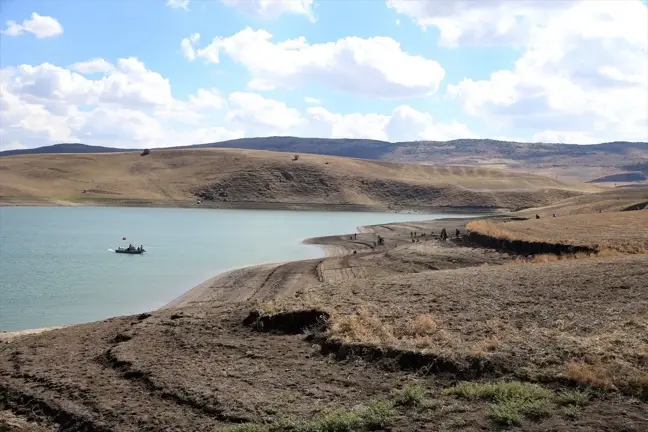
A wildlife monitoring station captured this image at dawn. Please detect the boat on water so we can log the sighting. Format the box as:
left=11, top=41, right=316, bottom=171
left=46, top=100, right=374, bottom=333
left=115, top=245, right=146, bottom=254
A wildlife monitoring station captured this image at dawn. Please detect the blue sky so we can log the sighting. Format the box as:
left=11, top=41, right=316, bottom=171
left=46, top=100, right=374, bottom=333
left=0, top=0, right=646, bottom=149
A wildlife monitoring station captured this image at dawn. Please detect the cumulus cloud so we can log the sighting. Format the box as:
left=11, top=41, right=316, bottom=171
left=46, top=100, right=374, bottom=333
left=227, top=92, right=475, bottom=141
left=0, top=58, right=474, bottom=150
left=183, top=28, right=445, bottom=98
left=2, top=12, right=63, bottom=38
left=70, top=58, right=115, bottom=74
left=0, top=58, right=240, bottom=149
left=221, top=0, right=315, bottom=21
left=442, top=0, right=648, bottom=143
left=166, top=0, right=190, bottom=10
left=387, top=0, right=572, bottom=47
left=181, top=33, right=200, bottom=61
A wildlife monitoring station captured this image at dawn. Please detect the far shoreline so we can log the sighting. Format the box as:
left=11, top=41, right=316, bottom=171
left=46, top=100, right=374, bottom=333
left=0, top=197, right=507, bottom=215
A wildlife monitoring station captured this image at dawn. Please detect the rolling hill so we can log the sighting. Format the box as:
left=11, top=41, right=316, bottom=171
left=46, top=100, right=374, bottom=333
left=2, top=138, right=646, bottom=183
left=0, top=148, right=599, bottom=212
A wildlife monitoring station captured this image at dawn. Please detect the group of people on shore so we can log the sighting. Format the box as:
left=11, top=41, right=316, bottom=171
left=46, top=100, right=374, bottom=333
left=410, top=228, right=460, bottom=242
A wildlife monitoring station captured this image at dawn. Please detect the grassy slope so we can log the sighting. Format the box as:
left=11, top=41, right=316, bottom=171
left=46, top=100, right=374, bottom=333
left=0, top=148, right=598, bottom=211
left=514, top=186, right=648, bottom=216
left=468, top=210, right=648, bottom=253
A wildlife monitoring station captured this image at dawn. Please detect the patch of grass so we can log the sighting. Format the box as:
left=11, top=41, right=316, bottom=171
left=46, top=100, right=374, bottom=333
left=555, top=390, right=590, bottom=407
left=445, top=381, right=554, bottom=401
left=489, top=398, right=554, bottom=424
left=222, top=425, right=268, bottom=432
left=562, top=405, right=582, bottom=418
left=391, top=383, right=429, bottom=408
left=443, top=381, right=590, bottom=426
left=219, top=399, right=395, bottom=432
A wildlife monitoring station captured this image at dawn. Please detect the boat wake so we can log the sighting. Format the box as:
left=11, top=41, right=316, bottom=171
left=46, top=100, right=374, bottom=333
left=107, top=248, right=115, bottom=252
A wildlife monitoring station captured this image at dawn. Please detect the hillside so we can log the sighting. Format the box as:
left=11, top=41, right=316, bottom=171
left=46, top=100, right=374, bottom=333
left=512, top=186, right=648, bottom=217
left=2, top=138, right=646, bottom=183
left=0, top=148, right=597, bottom=211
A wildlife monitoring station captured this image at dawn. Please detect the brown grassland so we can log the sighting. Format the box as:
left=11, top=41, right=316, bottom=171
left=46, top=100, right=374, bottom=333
left=466, top=210, right=648, bottom=253
left=0, top=148, right=598, bottom=211
left=1, top=154, right=648, bottom=431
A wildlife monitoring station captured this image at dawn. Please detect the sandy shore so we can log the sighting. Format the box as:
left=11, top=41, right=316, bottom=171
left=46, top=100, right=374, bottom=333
left=0, top=326, right=66, bottom=343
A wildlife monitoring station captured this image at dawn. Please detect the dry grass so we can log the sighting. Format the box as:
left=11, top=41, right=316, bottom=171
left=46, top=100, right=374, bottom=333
left=515, top=186, right=648, bottom=216
left=266, top=254, right=648, bottom=397
left=328, top=309, right=460, bottom=352
left=467, top=211, right=648, bottom=253
left=565, top=361, right=648, bottom=391
left=0, top=148, right=592, bottom=210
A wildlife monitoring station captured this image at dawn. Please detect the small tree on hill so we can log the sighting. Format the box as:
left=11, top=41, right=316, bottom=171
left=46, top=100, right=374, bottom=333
left=141, top=149, right=150, bottom=156
left=292, top=154, right=299, bottom=161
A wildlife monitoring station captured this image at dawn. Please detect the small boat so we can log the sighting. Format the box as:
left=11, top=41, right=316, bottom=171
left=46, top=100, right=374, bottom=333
left=115, top=245, right=145, bottom=254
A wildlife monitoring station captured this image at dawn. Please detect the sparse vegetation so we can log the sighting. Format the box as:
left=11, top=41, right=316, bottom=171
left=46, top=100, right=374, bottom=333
left=444, top=381, right=590, bottom=425
left=219, top=399, right=395, bottom=432
left=391, top=383, right=430, bottom=408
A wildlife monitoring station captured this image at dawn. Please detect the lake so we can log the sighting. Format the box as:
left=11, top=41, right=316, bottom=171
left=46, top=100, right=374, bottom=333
left=0, top=206, right=473, bottom=331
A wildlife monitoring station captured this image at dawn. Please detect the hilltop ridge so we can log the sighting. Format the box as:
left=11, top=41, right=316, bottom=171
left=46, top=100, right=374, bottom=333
left=2, top=137, right=646, bottom=184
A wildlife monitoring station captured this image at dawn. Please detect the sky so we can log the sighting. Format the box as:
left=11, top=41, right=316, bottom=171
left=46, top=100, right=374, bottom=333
left=0, top=0, right=647, bottom=150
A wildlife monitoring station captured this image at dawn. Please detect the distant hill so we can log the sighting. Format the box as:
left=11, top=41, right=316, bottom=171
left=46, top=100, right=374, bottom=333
left=0, top=148, right=598, bottom=211
left=587, top=172, right=647, bottom=183
left=2, top=137, right=647, bottom=183
left=0, top=143, right=136, bottom=157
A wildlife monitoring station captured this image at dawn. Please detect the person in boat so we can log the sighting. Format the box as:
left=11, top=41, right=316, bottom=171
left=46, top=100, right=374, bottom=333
left=128, top=243, right=133, bottom=251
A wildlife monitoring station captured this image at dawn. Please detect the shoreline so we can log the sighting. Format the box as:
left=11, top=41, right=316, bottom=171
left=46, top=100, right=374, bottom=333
left=0, top=198, right=506, bottom=215
left=0, top=214, right=479, bottom=341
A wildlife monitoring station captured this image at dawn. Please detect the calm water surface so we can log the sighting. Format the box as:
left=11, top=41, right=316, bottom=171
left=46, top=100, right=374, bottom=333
left=0, top=206, right=473, bottom=331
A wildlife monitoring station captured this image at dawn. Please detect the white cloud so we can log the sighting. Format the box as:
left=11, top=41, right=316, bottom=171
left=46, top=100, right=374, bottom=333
left=304, top=97, right=321, bottom=105
left=444, top=0, right=648, bottom=143
left=387, top=0, right=571, bottom=47
left=181, top=33, right=201, bottom=61
left=0, top=58, right=241, bottom=149
left=70, top=58, right=115, bottom=74
left=1, top=57, right=474, bottom=150
left=184, top=28, right=445, bottom=98
left=227, top=92, right=305, bottom=136
left=227, top=92, right=475, bottom=141
left=2, top=12, right=63, bottom=38
left=166, top=0, right=190, bottom=10
left=221, top=0, right=315, bottom=21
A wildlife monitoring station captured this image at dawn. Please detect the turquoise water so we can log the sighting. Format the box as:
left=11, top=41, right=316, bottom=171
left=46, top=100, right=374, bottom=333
left=0, top=207, right=472, bottom=331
